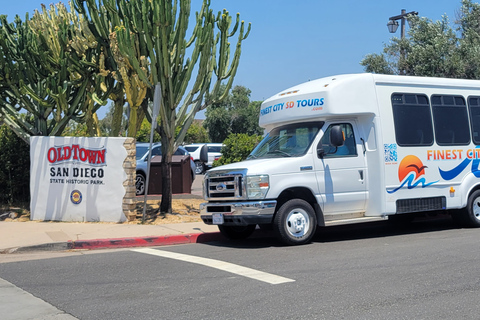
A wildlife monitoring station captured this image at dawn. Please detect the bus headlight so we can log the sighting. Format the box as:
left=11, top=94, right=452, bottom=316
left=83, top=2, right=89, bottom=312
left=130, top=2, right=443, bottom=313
left=246, top=175, right=270, bottom=199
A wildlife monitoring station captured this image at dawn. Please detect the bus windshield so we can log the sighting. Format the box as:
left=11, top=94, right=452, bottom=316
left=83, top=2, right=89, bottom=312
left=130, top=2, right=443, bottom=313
left=247, top=122, right=324, bottom=159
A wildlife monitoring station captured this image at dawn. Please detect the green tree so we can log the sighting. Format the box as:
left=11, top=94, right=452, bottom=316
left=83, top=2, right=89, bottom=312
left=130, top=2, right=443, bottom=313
left=203, top=102, right=232, bottom=142
left=457, top=0, right=480, bottom=79
left=204, top=85, right=263, bottom=142
left=361, top=1, right=480, bottom=78
left=239, top=100, right=263, bottom=136
left=138, top=119, right=208, bottom=144
left=0, top=123, right=30, bottom=206
left=182, top=121, right=209, bottom=144
left=61, top=121, right=89, bottom=137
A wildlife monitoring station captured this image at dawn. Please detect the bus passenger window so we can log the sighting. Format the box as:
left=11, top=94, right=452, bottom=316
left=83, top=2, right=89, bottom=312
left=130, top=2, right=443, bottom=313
left=432, top=94, right=470, bottom=146
left=391, top=93, right=434, bottom=147
left=468, top=96, right=480, bottom=145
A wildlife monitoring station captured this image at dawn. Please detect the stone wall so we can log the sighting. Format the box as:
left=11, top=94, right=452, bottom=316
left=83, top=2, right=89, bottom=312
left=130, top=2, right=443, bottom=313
left=122, top=138, right=137, bottom=221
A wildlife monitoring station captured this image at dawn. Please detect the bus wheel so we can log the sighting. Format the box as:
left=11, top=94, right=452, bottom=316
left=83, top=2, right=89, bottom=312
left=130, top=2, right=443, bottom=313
left=464, top=190, right=480, bottom=227
left=273, top=199, right=317, bottom=246
left=218, top=225, right=256, bottom=240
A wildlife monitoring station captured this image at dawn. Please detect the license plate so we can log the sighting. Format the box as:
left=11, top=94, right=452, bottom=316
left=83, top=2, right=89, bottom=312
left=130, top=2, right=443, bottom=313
left=212, top=213, right=224, bottom=225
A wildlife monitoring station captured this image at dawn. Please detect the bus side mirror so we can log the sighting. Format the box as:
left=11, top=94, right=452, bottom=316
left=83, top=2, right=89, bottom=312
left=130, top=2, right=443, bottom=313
left=330, top=125, right=345, bottom=147
left=317, top=146, right=325, bottom=158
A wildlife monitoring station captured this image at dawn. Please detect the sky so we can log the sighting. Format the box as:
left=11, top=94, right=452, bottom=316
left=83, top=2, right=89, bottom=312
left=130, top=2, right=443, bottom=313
left=1, top=0, right=464, bottom=117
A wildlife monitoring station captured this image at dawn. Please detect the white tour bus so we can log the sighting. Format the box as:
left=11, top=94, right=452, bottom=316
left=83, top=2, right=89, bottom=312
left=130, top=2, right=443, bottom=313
left=200, top=73, right=480, bottom=245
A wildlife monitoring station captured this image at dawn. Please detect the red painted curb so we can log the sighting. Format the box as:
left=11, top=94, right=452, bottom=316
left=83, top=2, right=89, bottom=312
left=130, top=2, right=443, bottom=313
left=68, top=232, right=224, bottom=250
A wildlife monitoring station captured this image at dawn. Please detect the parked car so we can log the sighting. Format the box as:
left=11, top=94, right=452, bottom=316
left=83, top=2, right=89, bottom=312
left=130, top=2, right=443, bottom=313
left=184, top=143, right=208, bottom=174
left=135, top=143, right=196, bottom=195
left=205, top=143, right=224, bottom=169
left=185, top=143, right=223, bottom=173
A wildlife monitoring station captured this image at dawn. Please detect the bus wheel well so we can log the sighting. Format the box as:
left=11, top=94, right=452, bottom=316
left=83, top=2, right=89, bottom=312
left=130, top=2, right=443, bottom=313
left=468, top=185, right=480, bottom=201
left=275, top=187, right=323, bottom=225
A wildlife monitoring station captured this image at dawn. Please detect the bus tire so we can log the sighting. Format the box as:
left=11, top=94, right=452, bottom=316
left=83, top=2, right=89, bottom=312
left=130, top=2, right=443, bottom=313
left=464, top=190, right=480, bottom=227
left=273, top=199, right=317, bottom=246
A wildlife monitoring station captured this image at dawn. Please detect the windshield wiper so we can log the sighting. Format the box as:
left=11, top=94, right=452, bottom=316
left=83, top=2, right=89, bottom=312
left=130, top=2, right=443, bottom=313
left=267, top=150, right=292, bottom=157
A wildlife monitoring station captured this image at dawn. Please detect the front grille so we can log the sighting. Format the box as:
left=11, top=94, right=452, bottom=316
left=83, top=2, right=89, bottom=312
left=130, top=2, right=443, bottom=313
left=209, top=182, right=236, bottom=198
left=205, top=170, right=246, bottom=200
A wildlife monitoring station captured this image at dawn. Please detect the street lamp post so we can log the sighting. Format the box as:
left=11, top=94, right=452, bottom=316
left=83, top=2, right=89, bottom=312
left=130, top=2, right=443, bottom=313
left=387, top=9, right=418, bottom=75
left=387, top=9, right=418, bottom=39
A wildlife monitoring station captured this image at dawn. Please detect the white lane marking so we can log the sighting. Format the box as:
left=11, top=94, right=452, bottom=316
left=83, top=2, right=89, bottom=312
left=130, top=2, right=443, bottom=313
left=132, top=248, right=295, bottom=285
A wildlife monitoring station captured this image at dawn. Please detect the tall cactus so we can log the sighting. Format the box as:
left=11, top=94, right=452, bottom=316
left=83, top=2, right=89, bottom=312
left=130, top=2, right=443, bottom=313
left=74, top=0, right=150, bottom=138
left=0, top=1, right=114, bottom=142
left=112, top=0, right=250, bottom=213
left=74, top=0, right=250, bottom=213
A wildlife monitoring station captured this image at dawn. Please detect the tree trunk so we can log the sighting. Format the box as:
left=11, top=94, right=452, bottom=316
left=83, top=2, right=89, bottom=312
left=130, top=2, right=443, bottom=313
left=111, top=92, right=125, bottom=137
left=160, top=133, right=173, bottom=214
left=160, top=153, right=172, bottom=214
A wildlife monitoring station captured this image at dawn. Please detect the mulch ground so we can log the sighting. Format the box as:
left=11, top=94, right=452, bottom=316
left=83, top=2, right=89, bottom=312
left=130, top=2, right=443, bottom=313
left=0, top=198, right=204, bottom=225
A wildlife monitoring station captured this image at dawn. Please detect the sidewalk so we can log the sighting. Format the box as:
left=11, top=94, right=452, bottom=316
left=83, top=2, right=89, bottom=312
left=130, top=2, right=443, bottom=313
left=0, top=220, right=222, bottom=254
left=0, top=176, right=226, bottom=254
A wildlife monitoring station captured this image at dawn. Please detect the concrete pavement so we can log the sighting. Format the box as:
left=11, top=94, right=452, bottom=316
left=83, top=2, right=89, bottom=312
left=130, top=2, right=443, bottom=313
left=0, top=174, right=227, bottom=254
left=0, top=219, right=222, bottom=254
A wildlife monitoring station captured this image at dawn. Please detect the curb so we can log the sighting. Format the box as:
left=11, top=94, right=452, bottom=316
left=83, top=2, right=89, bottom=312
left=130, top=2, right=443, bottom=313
left=68, top=232, right=224, bottom=250
left=1, top=232, right=224, bottom=254
left=1, top=242, right=70, bottom=254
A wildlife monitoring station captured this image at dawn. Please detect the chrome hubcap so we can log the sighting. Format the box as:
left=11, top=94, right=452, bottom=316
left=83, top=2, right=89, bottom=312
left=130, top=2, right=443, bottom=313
left=286, top=208, right=310, bottom=238
left=473, top=197, right=480, bottom=221
left=136, top=176, right=145, bottom=195
left=195, top=162, right=203, bottom=174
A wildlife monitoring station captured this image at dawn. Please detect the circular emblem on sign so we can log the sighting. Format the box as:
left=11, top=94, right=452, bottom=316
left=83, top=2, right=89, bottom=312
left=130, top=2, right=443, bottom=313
left=216, top=183, right=226, bottom=191
left=70, top=190, right=82, bottom=205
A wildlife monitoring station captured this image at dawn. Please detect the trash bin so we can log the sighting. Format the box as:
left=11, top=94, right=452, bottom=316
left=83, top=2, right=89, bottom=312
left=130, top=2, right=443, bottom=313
left=148, top=155, right=192, bottom=194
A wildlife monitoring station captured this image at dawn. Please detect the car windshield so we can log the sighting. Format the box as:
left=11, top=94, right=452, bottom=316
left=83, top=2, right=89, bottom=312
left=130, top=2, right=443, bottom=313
left=135, top=146, right=149, bottom=160
left=247, top=122, right=324, bottom=159
left=208, top=146, right=222, bottom=152
left=185, top=146, right=199, bottom=152
left=136, top=145, right=188, bottom=160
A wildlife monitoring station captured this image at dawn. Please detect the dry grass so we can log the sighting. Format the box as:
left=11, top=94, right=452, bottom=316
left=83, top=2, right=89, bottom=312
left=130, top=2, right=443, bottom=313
left=132, top=198, right=204, bottom=224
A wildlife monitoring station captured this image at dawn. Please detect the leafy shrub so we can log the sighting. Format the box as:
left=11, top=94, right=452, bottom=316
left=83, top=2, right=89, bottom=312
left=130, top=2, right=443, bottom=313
left=213, top=133, right=262, bottom=166
left=0, top=124, right=30, bottom=206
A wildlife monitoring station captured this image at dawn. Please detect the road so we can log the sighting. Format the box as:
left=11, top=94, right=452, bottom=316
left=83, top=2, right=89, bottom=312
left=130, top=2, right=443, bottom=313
left=2, top=216, right=480, bottom=319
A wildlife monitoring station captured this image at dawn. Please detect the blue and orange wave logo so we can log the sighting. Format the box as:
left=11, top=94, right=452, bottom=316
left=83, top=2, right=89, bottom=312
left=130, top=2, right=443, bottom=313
left=387, top=155, right=438, bottom=194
